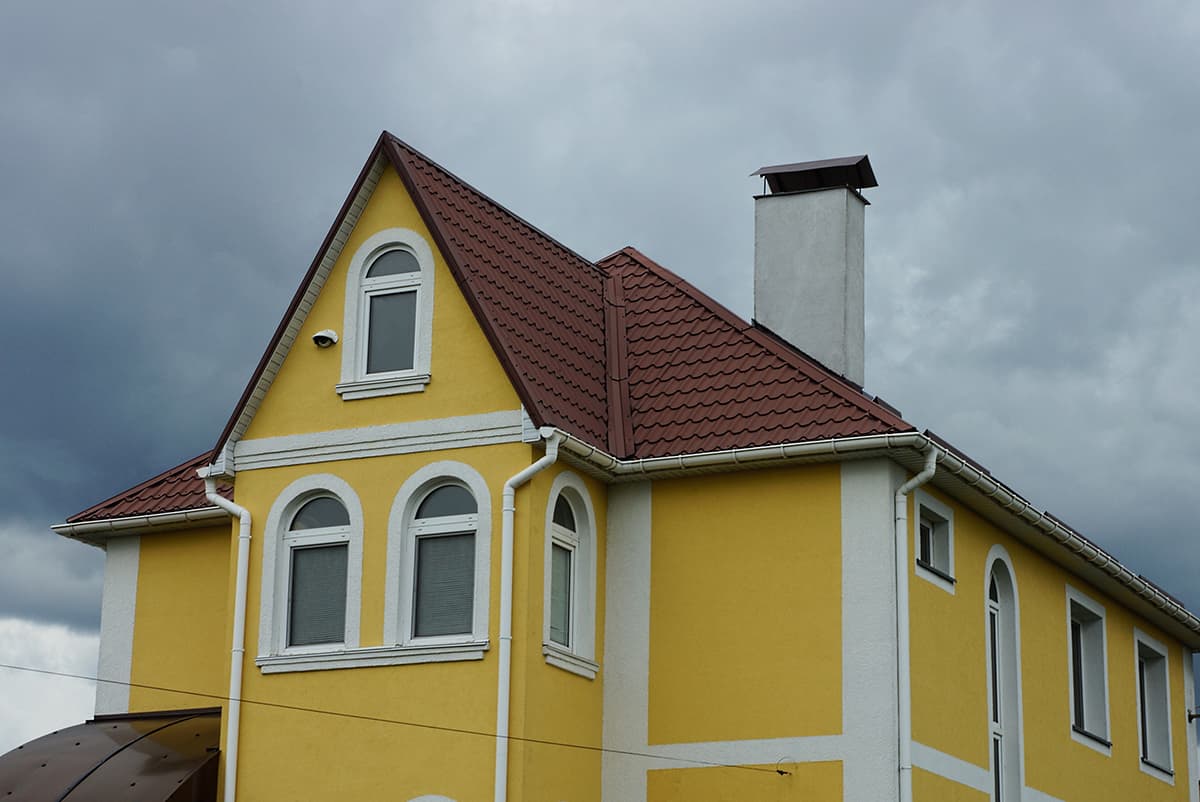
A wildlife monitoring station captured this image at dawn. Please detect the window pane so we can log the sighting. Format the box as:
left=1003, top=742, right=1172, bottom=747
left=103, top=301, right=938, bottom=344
left=553, top=496, right=576, bottom=531
left=918, top=522, right=932, bottom=564
left=366, top=291, right=417, bottom=374
left=290, top=497, right=349, bottom=530
left=416, top=485, right=477, bottom=518
left=989, top=608, right=1000, bottom=724
left=550, top=543, right=572, bottom=646
left=288, top=544, right=348, bottom=646
left=366, top=249, right=420, bottom=277
left=1071, top=619, right=1085, bottom=729
left=414, top=533, right=475, bottom=637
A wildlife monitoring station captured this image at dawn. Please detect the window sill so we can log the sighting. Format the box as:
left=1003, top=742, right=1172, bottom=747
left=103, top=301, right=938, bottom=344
left=336, top=373, right=430, bottom=401
left=543, top=643, right=598, bottom=680
left=1070, top=724, right=1112, bottom=755
left=257, top=640, right=487, bottom=674
left=1140, top=757, right=1174, bottom=784
left=915, top=560, right=956, bottom=595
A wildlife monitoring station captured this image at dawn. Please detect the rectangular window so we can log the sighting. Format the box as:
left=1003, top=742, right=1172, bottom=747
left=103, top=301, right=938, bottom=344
left=549, top=542, right=573, bottom=646
left=288, top=543, right=348, bottom=647
left=1136, top=632, right=1172, bottom=777
left=914, top=492, right=954, bottom=591
left=1067, top=589, right=1110, bottom=749
left=366, top=290, right=417, bottom=374
left=414, top=533, right=475, bottom=637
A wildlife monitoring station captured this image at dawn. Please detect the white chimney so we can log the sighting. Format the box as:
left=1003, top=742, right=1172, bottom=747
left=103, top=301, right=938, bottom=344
left=752, top=155, right=876, bottom=387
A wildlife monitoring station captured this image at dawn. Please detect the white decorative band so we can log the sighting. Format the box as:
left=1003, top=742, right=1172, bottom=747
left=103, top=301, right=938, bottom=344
left=234, top=410, right=525, bottom=470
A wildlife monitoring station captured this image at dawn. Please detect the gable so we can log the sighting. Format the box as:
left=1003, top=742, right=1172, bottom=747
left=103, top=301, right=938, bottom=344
left=242, top=166, right=521, bottom=441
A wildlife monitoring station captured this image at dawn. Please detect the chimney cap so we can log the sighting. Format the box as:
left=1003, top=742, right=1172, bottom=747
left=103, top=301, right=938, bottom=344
left=751, top=155, right=877, bottom=194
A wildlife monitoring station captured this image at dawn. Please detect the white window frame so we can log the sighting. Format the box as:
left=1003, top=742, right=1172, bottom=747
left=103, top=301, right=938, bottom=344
left=984, top=546, right=1025, bottom=801
left=913, top=490, right=955, bottom=594
left=384, top=461, right=491, bottom=657
left=541, top=471, right=598, bottom=679
left=1133, top=628, right=1174, bottom=784
left=1066, top=585, right=1112, bottom=754
left=257, top=474, right=364, bottom=663
left=336, top=228, right=436, bottom=400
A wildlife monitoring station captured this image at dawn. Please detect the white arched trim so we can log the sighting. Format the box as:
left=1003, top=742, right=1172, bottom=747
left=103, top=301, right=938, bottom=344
left=983, top=544, right=1026, bottom=799
left=384, top=461, right=492, bottom=661
left=408, top=796, right=457, bottom=802
left=541, top=470, right=599, bottom=679
left=336, top=227, right=436, bottom=400
left=257, top=473, right=364, bottom=660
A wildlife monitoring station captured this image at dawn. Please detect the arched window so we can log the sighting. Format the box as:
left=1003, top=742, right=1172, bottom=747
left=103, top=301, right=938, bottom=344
left=258, top=474, right=365, bottom=665
left=542, top=472, right=598, bottom=679
left=337, top=228, right=435, bottom=400
left=385, top=461, right=493, bottom=653
left=986, top=552, right=1023, bottom=801
left=410, top=484, right=478, bottom=638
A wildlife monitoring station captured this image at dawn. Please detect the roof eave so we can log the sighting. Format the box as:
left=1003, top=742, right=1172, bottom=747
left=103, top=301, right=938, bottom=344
left=52, top=506, right=230, bottom=545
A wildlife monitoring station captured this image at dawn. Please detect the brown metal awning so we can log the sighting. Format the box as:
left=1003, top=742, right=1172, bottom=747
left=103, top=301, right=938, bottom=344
left=0, top=708, right=220, bottom=801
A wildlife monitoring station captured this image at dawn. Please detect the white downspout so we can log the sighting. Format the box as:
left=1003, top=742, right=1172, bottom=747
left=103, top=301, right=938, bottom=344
left=494, top=428, right=562, bottom=802
left=202, top=474, right=251, bottom=802
left=895, top=447, right=937, bottom=802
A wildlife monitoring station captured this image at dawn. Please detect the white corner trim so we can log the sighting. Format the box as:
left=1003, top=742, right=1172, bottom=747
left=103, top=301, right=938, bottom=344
left=520, top=406, right=540, bottom=443
left=542, top=470, right=598, bottom=664
left=259, top=474, right=365, bottom=658
left=234, top=410, right=525, bottom=471
left=383, top=461, right=493, bottom=646
left=339, top=227, right=436, bottom=399
left=95, top=536, right=139, bottom=715
left=1185, top=654, right=1198, bottom=802
left=543, top=643, right=598, bottom=679
left=256, top=641, right=488, bottom=674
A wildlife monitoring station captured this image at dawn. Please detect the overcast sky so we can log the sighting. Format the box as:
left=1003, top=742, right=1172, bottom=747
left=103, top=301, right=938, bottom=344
left=1, top=0, right=1198, bottom=753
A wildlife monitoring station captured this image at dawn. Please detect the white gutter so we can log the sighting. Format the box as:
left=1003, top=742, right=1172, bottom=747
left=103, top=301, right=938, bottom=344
left=201, top=473, right=251, bottom=802
left=51, top=507, right=227, bottom=542
left=494, top=428, right=563, bottom=802
left=894, top=447, right=937, bottom=802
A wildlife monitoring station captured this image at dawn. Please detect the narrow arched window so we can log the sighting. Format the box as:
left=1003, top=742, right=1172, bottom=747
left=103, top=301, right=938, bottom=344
left=548, top=496, right=578, bottom=647
left=542, top=475, right=598, bottom=678
left=411, top=484, right=478, bottom=638
left=362, top=248, right=421, bottom=375
left=987, top=559, right=1022, bottom=801
left=286, top=496, right=351, bottom=647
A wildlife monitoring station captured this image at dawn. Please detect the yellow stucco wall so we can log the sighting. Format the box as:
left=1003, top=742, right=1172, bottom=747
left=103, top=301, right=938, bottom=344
left=647, top=761, right=842, bottom=801
left=242, top=166, right=521, bottom=441
left=912, top=767, right=988, bottom=802
left=128, top=525, right=231, bottom=713
left=647, top=465, right=842, bottom=745
left=910, top=486, right=1193, bottom=800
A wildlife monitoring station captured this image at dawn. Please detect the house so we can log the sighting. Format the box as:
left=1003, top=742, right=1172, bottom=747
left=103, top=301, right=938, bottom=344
left=3, top=131, right=1198, bottom=801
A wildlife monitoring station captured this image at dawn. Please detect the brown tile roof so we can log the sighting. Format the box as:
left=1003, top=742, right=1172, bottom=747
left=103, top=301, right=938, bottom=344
left=66, top=132, right=911, bottom=522
left=65, top=452, right=225, bottom=524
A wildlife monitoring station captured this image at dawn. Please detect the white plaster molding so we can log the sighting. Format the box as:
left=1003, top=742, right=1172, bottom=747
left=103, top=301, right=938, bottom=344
left=600, top=482, right=652, bottom=802
left=95, top=536, right=139, bottom=715
left=408, top=796, right=457, bottom=802
left=256, top=641, right=487, bottom=674
left=234, top=410, right=524, bottom=471
left=542, top=470, right=598, bottom=671
left=338, top=227, right=436, bottom=400
left=841, top=460, right=903, bottom=800
left=639, top=734, right=844, bottom=770
left=911, top=741, right=990, bottom=794
left=383, top=461, right=493, bottom=647
left=258, top=474, right=365, bottom=660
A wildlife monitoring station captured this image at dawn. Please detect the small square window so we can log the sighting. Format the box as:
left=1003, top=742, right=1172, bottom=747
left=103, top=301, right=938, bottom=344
left=913, top=491, right=954, bottom=592
left=1067, top=588, right=1110, bottom=752
left=1135, top=630, right=1173, bottom=781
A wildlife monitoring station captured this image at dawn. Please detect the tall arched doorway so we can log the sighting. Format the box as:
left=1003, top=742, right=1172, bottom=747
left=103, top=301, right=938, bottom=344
left=986, top=554, right=1022, bottom=800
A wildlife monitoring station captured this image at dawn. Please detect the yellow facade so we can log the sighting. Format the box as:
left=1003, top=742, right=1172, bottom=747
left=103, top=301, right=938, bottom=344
left=646, top=761, right=842, bottom=801
left=910, top=487, right=1194, bottom=801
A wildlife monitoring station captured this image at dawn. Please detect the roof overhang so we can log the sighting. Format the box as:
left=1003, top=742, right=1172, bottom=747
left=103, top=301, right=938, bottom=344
left=548, top=428, right=1200, bottom=649
left=52, top=506, right=229, bottom=547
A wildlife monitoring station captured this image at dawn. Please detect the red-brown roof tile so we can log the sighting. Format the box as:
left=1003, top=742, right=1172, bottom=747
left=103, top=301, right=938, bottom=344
left=65, top=453, right=226, bottom=524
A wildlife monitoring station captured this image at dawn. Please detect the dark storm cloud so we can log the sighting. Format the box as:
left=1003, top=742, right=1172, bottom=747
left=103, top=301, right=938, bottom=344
left=1, top=0, right=1197, bottom=634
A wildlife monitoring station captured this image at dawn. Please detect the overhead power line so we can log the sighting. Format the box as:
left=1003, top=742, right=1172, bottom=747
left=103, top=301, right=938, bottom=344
left=0, top=662, right=791, bottom=776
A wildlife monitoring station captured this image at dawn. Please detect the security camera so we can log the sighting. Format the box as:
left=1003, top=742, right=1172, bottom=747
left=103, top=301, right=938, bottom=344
left=312, top=329, right=339, bottom=348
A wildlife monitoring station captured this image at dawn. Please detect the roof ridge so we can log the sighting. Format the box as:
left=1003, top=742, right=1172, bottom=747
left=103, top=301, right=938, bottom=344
left=603, top=270, right=634, bottom=457
left=617, top=245, right=910, bottom=433
left=384, top=132, right=604, bottom=277
left=65, top=451, right=213, bottom=523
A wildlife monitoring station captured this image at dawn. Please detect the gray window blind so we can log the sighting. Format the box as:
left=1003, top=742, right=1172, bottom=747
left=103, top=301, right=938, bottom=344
left=414, top=533, right=474, bottom=637
left=366, top=291, right=417, bottom=374
left=550, top=543, right=572, bottom=646
left=288, top=544, right=348, bottom=646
